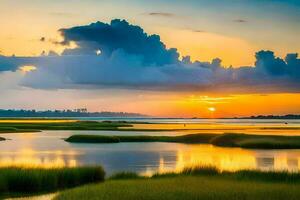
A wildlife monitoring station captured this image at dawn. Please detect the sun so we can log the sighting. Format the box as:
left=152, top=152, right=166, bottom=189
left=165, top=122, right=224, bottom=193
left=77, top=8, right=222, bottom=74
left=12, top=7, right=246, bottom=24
left=208, top=107, right=216, bottom=112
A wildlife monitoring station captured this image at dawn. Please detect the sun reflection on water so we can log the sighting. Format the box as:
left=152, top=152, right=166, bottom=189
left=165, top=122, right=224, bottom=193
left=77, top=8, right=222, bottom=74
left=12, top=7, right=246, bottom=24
left=142, top=144, right=300, bottom=175
left=0, top=148, right=80, bottom=168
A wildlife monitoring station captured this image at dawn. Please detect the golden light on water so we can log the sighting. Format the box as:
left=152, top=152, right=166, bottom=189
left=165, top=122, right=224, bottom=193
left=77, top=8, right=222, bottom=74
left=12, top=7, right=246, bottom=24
left=143, top=145, right=300, bottom=175
left=0, top=147, right=80, bottom=168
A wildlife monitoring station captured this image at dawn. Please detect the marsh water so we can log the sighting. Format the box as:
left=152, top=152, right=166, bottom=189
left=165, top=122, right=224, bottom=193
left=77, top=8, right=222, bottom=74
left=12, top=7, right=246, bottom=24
left=1, top=119, right=300, bottom=175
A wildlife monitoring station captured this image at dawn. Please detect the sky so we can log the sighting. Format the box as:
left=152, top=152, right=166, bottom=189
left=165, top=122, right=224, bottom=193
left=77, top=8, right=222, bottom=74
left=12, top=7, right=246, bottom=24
left=0, top=0, right=300, bottom=117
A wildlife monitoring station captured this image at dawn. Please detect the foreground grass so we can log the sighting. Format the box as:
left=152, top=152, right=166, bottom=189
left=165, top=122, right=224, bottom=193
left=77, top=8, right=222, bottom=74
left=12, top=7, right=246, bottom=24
left=152, top=166, right=300, bottom=182
left=55, top=167, right=300, bottom=200
left=55, top=177, right=300, bottom=200
left=0, top=166, right=105, bottom=197
left=0, top=121, right=133, bottom=133
left=65, top=133, right=300, bottom=149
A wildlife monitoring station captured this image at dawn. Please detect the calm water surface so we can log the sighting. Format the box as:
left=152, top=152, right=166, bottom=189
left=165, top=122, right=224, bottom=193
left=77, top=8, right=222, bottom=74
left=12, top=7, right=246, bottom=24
left=79, top=117, right=300, bottom=125
left=1, top=119, right=300, bottom=175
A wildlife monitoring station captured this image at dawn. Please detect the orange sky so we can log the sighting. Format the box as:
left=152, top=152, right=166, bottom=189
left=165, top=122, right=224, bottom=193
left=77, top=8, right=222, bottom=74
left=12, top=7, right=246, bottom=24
left=81, top=93, right=300, bottom=118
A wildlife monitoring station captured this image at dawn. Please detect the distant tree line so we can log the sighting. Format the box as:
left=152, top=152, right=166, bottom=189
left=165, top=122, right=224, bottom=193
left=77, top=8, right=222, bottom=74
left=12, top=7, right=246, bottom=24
left=245, top=114, right=300, bottom=119
left=0, top=109, right=146, bottom=118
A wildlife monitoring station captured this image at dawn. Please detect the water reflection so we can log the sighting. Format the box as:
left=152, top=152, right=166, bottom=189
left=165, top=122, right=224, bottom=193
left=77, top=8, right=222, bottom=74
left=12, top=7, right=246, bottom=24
left=1, top=131, right=300, bottom=175
left=0, top=148, right=79, bottom=168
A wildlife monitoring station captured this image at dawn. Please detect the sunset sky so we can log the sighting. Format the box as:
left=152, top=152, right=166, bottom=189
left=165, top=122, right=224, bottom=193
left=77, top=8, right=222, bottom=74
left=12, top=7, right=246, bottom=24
left=0, top=0, right=300, bottom=117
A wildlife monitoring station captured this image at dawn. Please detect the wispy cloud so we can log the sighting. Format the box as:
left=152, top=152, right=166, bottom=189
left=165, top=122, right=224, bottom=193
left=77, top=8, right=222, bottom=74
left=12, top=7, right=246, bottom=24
left=233, top=19, right=248, bottom=23
left=191, top=29, right=206, bottom=33
left=145, top=12, right=176, bottom=18
left=188, top=96, right=235, bottom=104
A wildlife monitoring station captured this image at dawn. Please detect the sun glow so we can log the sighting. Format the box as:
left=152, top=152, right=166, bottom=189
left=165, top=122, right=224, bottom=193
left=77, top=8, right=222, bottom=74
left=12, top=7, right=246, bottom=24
left=208, top=107, right=216, bottom=112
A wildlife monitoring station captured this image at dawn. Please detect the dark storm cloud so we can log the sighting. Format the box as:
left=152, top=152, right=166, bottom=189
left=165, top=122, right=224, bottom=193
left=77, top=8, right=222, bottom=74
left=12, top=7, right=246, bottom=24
left=0, top=19, right=299, bottom=93
left=59, top=19, right=179, bottom=65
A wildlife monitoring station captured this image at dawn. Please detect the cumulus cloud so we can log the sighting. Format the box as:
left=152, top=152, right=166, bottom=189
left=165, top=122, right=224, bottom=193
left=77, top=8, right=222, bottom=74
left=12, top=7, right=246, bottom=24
left=59, top=19, right=179, bottom=65
left=0, top=55, right=23, bottom=72
left=0, top=19, right=299, bottom=93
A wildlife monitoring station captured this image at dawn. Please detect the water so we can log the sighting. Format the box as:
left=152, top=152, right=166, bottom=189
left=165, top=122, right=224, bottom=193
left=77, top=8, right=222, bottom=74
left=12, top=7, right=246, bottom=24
left=0, top=119, right=300, bottom=175
left=76, top=117, right=300, bottom=125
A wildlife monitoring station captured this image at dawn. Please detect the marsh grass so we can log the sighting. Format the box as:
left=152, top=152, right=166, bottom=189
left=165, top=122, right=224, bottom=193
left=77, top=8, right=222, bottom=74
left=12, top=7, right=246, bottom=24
left=210, top=133, right=300, bottom=149
left=65, top=133, right=300, bottom=149
left=57, top=177, right=300, bottom=200
left=0, top=166, right=105, bottom=195
left=109, top=172, right=142, bottom=180
left=181, top=165, right=219, bottom=175
left=228, top=170, right=300, bottom=183
left=154, top=166, right=300, bottom=183
left=65, top=135, right=120, bottom=143
left=65, top=134, right=217, bottom=144
left=108, top=166, right=300, bottom=184
left=55, top=166, right=300, bottom=200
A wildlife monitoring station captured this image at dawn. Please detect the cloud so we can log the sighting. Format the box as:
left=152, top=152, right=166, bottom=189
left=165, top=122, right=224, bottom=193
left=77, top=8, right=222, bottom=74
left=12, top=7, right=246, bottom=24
left=191, top=29, right=206, bottom=33
left=59, top=19, right=179, bottom=65
left=0, top=19, right=299, bottom=93
left=233, top=19, right=248, bottom=23
left=40, top=37, right=46, bottom=42
left=14, top=51, right=212, bottom=90
left=146, top=12, right=176, bottom=17
left=0, top=55, right=21, bottom=72
left=255, top=50, right=287, bottom=75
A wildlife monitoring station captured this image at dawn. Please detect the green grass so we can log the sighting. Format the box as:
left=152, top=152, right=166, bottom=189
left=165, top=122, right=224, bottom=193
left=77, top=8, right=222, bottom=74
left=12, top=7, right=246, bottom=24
left=154, top=166, right=300, bottom=183
left=55, top=176, right=300, bottom=200
left=55, top=167, right=300, bottom=200
left=0, top=121, right=133, bottom=133
left=0, top=166, right=105, bottom=197
left=109, top=172, right=142, bottom=180
left=65, top=133, right=300, bottom=149
left=65, top=135, right=121, bottom=143
left=65, top=134, right=217, bottom=144
left=210, top=133, right=300, bottom=149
